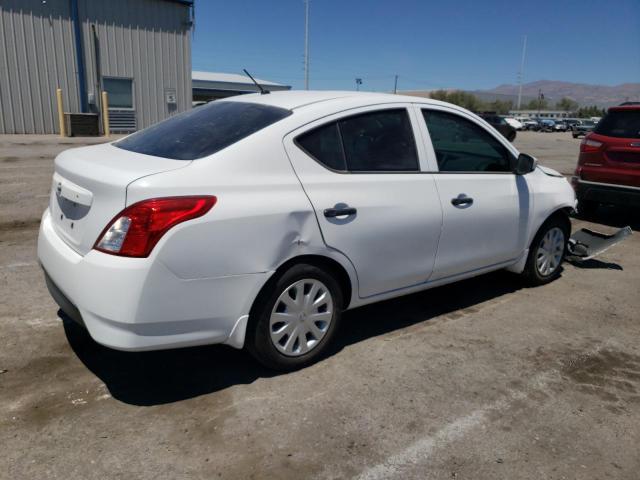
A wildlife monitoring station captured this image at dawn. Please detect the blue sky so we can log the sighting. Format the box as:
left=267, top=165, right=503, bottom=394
left=191, top=0, right=640, bottom=92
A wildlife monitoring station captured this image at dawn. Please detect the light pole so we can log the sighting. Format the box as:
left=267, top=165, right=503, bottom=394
left=304, top=0, right=309, bottom=90
left=517, top=35, right=527, bottom=110
left=355, top=78, right=362, bottom=91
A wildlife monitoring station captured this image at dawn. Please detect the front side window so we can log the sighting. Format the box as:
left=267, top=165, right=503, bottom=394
left=422, top=110, right=513, bottom=172
left=115, top=101, right=292, bottom=160
left=296, top=109, right=419, bottom=172
left=103, top=77, right=133, bottom=109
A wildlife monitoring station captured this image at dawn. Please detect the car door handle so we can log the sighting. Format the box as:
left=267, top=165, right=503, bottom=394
left=324, top=207, right=357, bottom=218
left=451, top=195, right=473, bottom=207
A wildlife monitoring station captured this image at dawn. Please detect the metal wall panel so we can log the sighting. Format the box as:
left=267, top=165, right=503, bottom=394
left=79, top=0, right=192, bottom=131
left=0, top=0, right=81, bottom=134
left=0, top=0, right=192, bottom=134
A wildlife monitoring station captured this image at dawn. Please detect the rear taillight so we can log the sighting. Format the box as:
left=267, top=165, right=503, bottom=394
left=94, top=196, right=216, bottom=257
left=580, top=137, right=603, bottom=153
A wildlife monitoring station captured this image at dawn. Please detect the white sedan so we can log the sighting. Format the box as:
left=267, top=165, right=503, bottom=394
left=38, top=91, right=576, bottom=370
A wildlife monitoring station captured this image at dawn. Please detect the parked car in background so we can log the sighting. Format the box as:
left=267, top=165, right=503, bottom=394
left=503, top=117, right=523, bottom=131
left=539, top=119, right=556, bottom=132
left=564, top=118, right=581, bottom=130
left=38, top=91, right=575, bottom=370
left=522, top=119, right=540, bottom=131
left=553, top=119, right=569, bottom=132
left=572, top=120, right=596, bottom=138
left=572, top=104, right=640, bottom=215
left=477, top=113, right=517, bottom=142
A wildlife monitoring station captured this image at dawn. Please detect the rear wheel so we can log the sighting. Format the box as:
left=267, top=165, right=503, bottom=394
left=246, top=263, right=343, bottom=371
left=521, top=217, right=568, bottom=286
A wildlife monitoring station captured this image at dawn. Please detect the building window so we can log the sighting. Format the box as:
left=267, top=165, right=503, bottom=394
left=103, top=77, right=133, bottom=109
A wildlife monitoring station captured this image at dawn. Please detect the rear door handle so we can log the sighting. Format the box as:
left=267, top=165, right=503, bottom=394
left=451, top=195, right=473, bottom=207
left=324, top=207, right=357, bottom=218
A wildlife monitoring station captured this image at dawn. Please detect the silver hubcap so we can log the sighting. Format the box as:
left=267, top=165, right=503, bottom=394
left=269, top=279, right=334, bottom=357
left=536, top=227, right=565, bottom=276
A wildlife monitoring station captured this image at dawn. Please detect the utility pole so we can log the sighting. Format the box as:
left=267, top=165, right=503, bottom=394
left=517, top=35, right=527, bottom=110
left=537, top=89, right=544, bottom=119
left=393, top=74, right=398, bottom=94
left=304, top=0, right=309, bottom=90
left=355, top=78, right=362, bottom=91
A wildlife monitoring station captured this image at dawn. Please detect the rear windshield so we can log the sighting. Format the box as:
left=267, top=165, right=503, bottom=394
left=594, top=110, right=640, bottom=139
left=115, top=101, right=292, bottom=160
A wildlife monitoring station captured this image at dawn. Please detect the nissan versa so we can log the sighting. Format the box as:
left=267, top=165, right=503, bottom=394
left=38, top=91, right=576, bottom=370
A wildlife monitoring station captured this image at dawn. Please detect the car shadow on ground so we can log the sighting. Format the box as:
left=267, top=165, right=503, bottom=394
left=63, top=270, right=527, bottom=407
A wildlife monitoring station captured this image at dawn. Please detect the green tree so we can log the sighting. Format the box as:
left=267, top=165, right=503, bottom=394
left=576, top=105, right=606, bottom=118
left=429, top=89, right=449, bottom=102
left=525, top=98, right=548, bottom=110
left=429, top=90, right=484, bottom=112
left=488, top=99, right=514, bottom=115
left=556, top=97, right=579, bottom=112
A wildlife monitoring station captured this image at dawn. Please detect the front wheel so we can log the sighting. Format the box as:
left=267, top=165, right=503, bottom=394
left=246, top=264, right=343, bottom=371
left=521, top=218, right=568, bottom=286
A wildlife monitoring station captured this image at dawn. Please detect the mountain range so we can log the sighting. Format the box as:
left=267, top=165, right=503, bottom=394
left=476, top=80, right=640, bottom=108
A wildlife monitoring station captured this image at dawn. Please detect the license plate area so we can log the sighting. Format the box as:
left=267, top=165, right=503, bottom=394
left=50, top=174, right=93, bottom=249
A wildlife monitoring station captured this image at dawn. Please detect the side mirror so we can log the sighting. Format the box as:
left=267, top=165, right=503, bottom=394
left=512, top=153, right=537, bottom=175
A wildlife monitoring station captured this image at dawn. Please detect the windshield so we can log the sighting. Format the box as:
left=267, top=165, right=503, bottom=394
left=115, top=101, right=292, bottom=160
left=594, top=110, right=640, bottom=139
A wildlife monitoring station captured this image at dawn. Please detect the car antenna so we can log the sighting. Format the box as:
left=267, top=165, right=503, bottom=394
left=243, top=69, right=270, bottom=95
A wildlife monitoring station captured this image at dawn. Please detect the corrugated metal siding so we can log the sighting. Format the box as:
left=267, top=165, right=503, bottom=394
left=0, top=0, right=81, bottom=134
left=79, top=0, right=192, bottom=130
left=0, top=0, right=192, bottom=134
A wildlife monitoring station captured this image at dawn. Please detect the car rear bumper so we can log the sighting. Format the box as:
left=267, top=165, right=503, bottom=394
left=573, top=178, right=640, bottom=207
left=37, top=209, right=269, bottom=351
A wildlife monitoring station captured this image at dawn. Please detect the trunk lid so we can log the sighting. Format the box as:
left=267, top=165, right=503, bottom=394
left=50, top=143, right=190, bottom=255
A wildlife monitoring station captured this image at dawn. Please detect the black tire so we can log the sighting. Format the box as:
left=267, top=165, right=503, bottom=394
left=245, top=263, right=343, bottom=371
left=507, top=131, right=516, bottom=142
left=572, top=133, right=578, bottom=138
left=521, top=216, right=569, bottom=286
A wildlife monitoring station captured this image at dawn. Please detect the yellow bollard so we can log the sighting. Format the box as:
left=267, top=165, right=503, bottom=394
left=56, top=88, right=66, bottom=137
left=101, top=91, right=110, bottom=137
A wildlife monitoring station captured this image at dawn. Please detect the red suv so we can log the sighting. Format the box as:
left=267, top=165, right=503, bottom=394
left=572, top=105, right=640, bottom=215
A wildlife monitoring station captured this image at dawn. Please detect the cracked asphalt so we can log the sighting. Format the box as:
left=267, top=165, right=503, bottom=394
left=1, top=131, right=639, bottom=479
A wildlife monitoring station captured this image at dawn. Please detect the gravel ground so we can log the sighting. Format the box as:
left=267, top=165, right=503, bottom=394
left=1, top=131, right=639, bottom=480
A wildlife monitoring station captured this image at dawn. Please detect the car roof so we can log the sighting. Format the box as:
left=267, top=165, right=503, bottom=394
left=220, top=90, right=454, bottom=111
left=609, top=105, right=640, bottom=112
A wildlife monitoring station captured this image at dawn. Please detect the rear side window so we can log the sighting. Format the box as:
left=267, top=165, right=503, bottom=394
left=296, top=123, right=347, bottom=171
left=115, top=101, right=292, bottom=160
left=296, top=109, right=419, bottom=172
left=422, top=110, right=512, bottom=172
left=340, top=110, right=418, bottom=171
left=595, top=110, right=640, bottom=139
